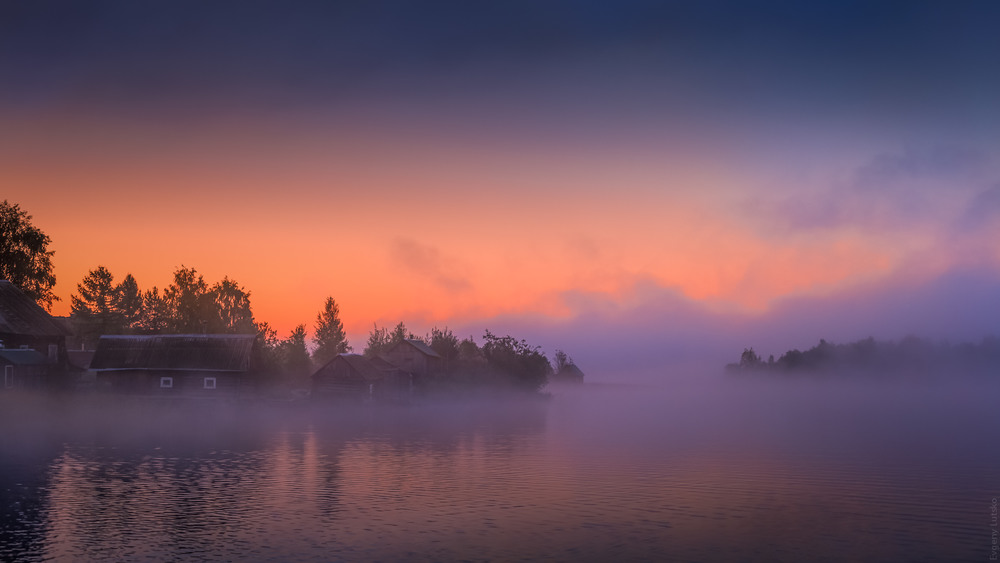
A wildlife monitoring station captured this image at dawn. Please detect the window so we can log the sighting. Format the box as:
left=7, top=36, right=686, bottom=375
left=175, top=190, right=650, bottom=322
left=203, top=377, right=217, bottom=390
left=4, top=366, right=13, bottom=389
left=160, top=377, right=173, bottom=389
left=48, top=344, right=58, bottom=361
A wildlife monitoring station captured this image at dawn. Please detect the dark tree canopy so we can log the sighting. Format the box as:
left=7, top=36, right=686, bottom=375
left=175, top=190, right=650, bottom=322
left=312, top=297, right=350, bottom=365
left=0, top=200, right=57, bottom=309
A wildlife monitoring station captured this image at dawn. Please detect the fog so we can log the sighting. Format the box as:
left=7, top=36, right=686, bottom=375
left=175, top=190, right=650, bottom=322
left=456, top=265, right=1000, bottom=382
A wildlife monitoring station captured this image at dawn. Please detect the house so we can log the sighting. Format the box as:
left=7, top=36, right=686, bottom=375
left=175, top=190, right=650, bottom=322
left=89, top=334, right=254, bottom=398
left=311, top=353, right=384, bottom=401
left=311, top=353, right=415, bottom=402
left=0, top=280, right=72, bottom=390
left=382, top=339, right=442, bottom=380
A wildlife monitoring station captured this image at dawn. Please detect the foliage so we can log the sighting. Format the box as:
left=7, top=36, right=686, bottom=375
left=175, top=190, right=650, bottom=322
left=211, top=277, right=255, bottom=333
left=312, top=297, right=350, bottom=365
left=116, top=274, right=144, bottom=331
left=278, top=324, right=311, bottom=384
left=0, top=200, right=57, bottom=309
left=726, top=336, right=1000, bottom=376
left=71, top=266, right=122, bottom=347
left=164, top=266, right=214, bottom=333
left=137, top=287, right=170, bottom=333
left=428, top=326, right=459, bottom=365
left=363, top=321, right=412, bottom=358
left=481, top=330, right=552, bottom=392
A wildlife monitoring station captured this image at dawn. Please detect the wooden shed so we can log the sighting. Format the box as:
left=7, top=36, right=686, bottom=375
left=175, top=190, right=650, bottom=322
left=0, top=280, right=72, bottom=389
left=311, top=353, right=384, bottom=401
left=90, top=334, right=254, bottom=398
left=383, top=339, right=442, bottom=379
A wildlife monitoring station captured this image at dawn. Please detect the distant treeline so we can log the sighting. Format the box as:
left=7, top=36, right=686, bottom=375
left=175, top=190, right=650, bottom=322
left=726, top=336, right=1000, bottom=376
left=68, top=265, right=582, bottom=392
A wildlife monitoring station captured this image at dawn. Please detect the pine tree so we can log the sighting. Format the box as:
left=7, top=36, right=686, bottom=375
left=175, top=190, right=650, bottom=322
left=312, top=297, right=350, bottom=365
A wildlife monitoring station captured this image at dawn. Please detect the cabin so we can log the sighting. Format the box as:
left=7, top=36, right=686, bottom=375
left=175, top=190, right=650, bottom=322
left=311, top=353, right=384, bottom=401
left=90, top=334, right=254, bottom=398
left=382, top=339, right=442, bottom=380
left=311, top=353, right=415, bottom=403
left=0, top=280, right=72, bottom=390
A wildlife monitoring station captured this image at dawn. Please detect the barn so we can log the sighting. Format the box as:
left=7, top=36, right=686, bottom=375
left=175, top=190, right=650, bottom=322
left=0, top=280, right=72, bottom=390
left=90, top=334, right=254, bottom=398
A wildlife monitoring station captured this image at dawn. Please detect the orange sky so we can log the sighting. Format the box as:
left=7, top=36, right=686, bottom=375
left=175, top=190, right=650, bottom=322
left=6, top=109, right=985, bottom=344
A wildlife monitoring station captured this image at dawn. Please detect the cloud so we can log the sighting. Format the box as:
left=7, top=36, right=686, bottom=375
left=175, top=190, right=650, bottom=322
left=390, top=238, right=471, bottom=293
left=955, top=184, right=1000, bottom=234
left=450, top=265, right=1000, bottom=382
left=758, top=145, right=996, bottom=235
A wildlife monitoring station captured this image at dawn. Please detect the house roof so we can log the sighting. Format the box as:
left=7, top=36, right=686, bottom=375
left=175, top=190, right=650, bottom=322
left=90, top=334, right=254, bottom=372
left=339, top=353, right=384, bottom=382
left=393, top=338, right=441, bottom=359
left=0, top=348, right=49, bottom=365
left=0, top=280, right=72, bottom=337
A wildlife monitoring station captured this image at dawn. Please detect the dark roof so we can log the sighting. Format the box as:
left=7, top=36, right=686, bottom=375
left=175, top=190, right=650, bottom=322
left=337, top=353, right=384, bottom=382
left=0, top=281, right=72, bottom=337
left=0, top=348, right=48, bottom=365
left=395, top=339, right=441, bottom=359
left=90, top=334, right=254, bottom=372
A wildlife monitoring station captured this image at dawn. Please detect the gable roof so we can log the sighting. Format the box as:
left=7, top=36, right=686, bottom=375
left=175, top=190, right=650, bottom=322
left=313, top=353, right=384, bottom=382
left=392, top=338, right=441, bottom=359
left=0, top=280, right=72, bottom=337
left=90, top=334, right=254, bottom=372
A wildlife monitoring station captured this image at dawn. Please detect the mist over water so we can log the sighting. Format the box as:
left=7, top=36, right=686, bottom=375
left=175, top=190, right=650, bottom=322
left=1, top=372, right=997, bottom=562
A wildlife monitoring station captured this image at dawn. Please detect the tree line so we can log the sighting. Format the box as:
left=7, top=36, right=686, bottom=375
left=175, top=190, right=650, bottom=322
left=4, top=199, right=580, bottom=393
left=726, top=336, right=1000, bottom=376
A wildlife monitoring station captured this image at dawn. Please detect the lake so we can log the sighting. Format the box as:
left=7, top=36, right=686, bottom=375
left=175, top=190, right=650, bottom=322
left=1, top=374, right=997, bottom=562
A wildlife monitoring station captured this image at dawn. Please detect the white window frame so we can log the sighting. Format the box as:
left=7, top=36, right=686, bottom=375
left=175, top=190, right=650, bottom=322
left=160, top=376, right=173, bottom=389
left=4, top=365, right=13, bottom=389
left=203, top=377, right=217, bottom=390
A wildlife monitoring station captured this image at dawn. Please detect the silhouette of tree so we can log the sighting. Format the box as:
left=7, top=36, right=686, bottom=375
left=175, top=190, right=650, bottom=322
left=278, top=324, right=311, bottom=384
left=116, top=274, right=144, bottom=331
left=481, top=330, right=552, bottom=392
left=429, top=326, right=459, bottom=366
left=0, top=200, right=57, bottom=309
left=137, top=287, right=170, bottom=333
left=210, top=277, right=255, bottom=333
left=363, top=323, right=391, bottom=358
left=71, top=266, right=127, bottom=347
left=164, top=266, right=215, bottom=333
left=312, top=297, right=350, bottom=365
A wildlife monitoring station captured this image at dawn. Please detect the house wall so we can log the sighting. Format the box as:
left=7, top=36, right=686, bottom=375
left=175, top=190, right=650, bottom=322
left=311, top=359, right=371, bottom=399
left=1, top=363, right=47, bottom=391
left=95, top=370, right=244, bottom=398
left=385, top=345, right=432, bottom=376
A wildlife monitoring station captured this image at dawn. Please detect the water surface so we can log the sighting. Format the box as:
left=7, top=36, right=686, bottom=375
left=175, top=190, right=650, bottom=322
left=1, top=375, right=997, bottom=561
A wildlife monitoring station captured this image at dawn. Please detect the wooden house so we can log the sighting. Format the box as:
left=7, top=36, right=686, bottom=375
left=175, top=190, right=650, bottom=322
left=383, top=339, right=442, bottom=380
left=311, top=353, right=383, bottom=401
left=311, top=353, right=415, bottom=402
left=0, top=280, right=72, bottom=390
left=90, top=334, right=254, bottom=398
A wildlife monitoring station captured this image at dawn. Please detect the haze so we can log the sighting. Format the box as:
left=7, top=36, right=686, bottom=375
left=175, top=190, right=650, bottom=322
left=3, top=1, right=999, bottom=377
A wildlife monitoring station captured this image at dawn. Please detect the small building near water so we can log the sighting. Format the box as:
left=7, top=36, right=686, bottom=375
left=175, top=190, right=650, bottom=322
left=0, top=280, right=72, bottom=390
left=383, top=339, right=442, bottom=379
left=90, top=334, right=254, bottom=398
left=311, top=353, right=413, bottom=402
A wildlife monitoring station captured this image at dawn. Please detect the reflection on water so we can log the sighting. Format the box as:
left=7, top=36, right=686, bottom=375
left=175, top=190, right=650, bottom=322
left=1, top=377, right=997, bottom=562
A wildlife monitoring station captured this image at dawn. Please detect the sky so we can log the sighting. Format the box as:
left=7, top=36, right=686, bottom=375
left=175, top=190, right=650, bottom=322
left=3, top=1, right=999, bottom=376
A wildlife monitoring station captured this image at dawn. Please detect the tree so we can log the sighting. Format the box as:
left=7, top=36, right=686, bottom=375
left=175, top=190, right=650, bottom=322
left=251, top=320, right=282, bottom=380
left=481, top=330, right=552, bottom=392
left=363, top=323, right=391, bottom=358
left=164, top=266, right=213, bottom=333
left=0, top=200, right=57, bottom=309
left=429, top=326, right=459, bottom=369
left=115, top=274, right=144, bottom=332
left=312, top=297, right=350, bottom=365
left=278, top=324, right=311, bottom=385
left=137, top=287, right=170, bottom=333
left=363, top=321, right=410, bottom=358
left=210, top=277, right=255, bottom=333
left=71, top=266, right=124, bottom=347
